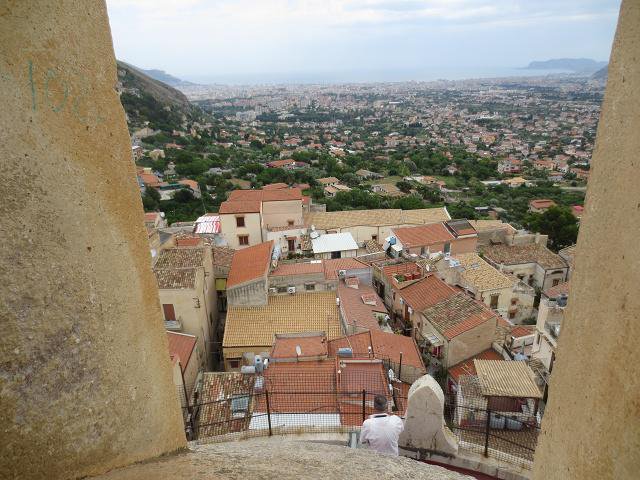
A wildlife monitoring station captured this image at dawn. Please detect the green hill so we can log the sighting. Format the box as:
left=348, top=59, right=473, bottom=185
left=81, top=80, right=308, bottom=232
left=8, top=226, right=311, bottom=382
left=116, top=60, right=198, bottom=132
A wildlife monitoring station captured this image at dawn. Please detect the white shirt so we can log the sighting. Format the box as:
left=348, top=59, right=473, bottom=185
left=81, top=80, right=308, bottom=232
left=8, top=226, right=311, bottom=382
left=360, top=413, right=404, bottom=456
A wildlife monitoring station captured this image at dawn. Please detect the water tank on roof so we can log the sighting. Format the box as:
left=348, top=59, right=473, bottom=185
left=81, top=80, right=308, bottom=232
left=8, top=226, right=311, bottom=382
left=254, top=355, right=264, bottom=373
left=337, top=347, right=353, bottom=358
left=241, top=365, right=256, bottom=374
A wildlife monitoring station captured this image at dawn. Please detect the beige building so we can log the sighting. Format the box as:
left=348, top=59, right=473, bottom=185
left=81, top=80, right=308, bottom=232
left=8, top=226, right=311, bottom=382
left=304, top=207, right=450, bottom=245
left=439, top=252, right=535, bottom=323
left=222, top=292, right=343, bottom=371
left=167, top=331, right=201, bottom=410
left=219, top=188, right=304, bottom=250
left=481, top=243, right=569, bottom=291
left=153, top=247, right=216, bottom=368
left=391, top=220, right=478, bottom=258
left=532, top=281, right=570, bottom=373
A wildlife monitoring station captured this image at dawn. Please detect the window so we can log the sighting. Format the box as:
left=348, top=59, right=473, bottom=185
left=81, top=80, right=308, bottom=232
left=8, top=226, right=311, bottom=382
left=162, top=304, right=176, bottom=321
left=236, top=216, right=245, bottom=227
left=277, top=286, right=287, bottom=294
left=305, top=283, right=315, bottom=291
left=372, top=234, right=378, bottom=242
left=511, top=298, right=518, bottom=306
left=490, top=294, right=499, bottom=309
left=287, top=220, right=294, bottom=227
left=509, top=311, right=516, bottom=320
left=287, top=238, right=295, bottom=251
left=238, top=235, right=249, bottom=246
left=552, top=278, right=560, bottom=287
left=228, top=358, right=240, bottom=369
left=444, top=242, right=451, bottom=255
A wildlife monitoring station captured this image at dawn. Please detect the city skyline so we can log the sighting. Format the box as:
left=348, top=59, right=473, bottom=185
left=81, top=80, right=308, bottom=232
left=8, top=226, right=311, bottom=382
left=106, top=0, right=620, bottom=84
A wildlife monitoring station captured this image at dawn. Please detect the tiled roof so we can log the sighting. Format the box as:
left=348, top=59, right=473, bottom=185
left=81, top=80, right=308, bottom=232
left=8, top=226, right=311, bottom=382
left=323, top=258, right=369, bottom=279
left=262, top=182, right=289, bottom=189
left=393, top=222, right=454, bottom=248
left=167, top=332, right=197, bottom=371
left=271, top=332, right=328, bottom=359
left=228, top=188, right=302, bottom=202
left=317, top=177, right=340, bottom=184
left=154, top=268, right=197, bottom=289
left=448, top=349, right=503, bottom=382
left=397, top=275, right=456, bottom=312
left=223, top=292, right=342, bottom=348
left=153, top=247, right=205, bottom=269
left=445, top=219, right=477, bottom=237
left=337, top=282, right=387, bottom=331
left=454, top=252, right=514, bottom=291
left=269, top=261, right=324, bottom=277
left=227, top=241, right=273, bottom=288
left=212, top=246, right=235, bottom=269
left=474, top=360, right=543, bottom=399
left=481, top=244, right=568, bottom=270
left=423, top=292, right=497, bottom=340
left=198, top=373, right=256, bottom=438
left=218, top=200, right=261, bottom=214
left=510, top=326, right=535, bottom=338
left=304, top=207, right=450, bottom=230
left=468, top=220, right=517, bottom=234
left=544, top=280, right=570, bottom=298
left=529, top=199, right=556, bottom=209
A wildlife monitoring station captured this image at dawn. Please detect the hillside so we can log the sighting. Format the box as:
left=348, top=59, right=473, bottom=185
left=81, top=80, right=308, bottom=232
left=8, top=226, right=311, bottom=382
left=140, top=68, right=194, bottom=87
left=592, top=65, right=608, bottom=81
left=525, top=58, right=607, bottom=73
left=116, top=60, right=197, bottom=131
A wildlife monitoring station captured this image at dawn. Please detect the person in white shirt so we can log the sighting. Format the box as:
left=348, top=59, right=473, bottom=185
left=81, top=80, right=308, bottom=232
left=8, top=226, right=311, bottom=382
left=360, top=394, right=404, bottom=456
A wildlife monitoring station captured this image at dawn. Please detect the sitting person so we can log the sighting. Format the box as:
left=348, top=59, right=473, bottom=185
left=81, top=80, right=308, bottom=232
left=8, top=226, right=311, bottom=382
left=359, top=394, right=404, bottom=455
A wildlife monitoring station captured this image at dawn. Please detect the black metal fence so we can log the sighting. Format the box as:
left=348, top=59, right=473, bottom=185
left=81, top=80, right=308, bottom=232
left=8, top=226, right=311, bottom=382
left=443, top=392, right=540, bottom=470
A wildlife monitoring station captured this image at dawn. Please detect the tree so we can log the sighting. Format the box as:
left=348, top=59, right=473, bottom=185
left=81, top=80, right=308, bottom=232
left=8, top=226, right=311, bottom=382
left=524, top=206, right=579, bottom=251
left=392, top=195, right=425, bottom=210
left=396, top=180, right=413, bottom=194
left=141, top=187, right=160, bottom=211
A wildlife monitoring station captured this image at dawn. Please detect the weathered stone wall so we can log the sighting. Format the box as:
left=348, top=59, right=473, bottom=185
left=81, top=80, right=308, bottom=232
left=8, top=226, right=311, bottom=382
left=532, top=1, right=640, bottom=478
left=0, top=2, right=186, bottom=479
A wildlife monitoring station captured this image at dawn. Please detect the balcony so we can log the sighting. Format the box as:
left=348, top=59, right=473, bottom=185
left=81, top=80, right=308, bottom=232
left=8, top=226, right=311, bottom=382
left=164, top=316, right=183, bottom=331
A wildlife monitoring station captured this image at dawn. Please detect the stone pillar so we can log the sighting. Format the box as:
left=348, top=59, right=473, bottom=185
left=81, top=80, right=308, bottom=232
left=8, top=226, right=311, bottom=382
left=532, top=1, right=640, bottom=479
left=0, top=2, right=186, bottom=479
left=399, top=375, right=459, bottom=456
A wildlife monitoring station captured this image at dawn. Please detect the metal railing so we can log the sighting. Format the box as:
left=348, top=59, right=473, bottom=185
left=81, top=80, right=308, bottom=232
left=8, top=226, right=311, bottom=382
left=179, top=374, right=540, bottom=470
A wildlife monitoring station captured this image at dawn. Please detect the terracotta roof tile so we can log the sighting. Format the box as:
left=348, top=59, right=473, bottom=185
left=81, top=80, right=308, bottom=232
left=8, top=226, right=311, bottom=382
left=154, top=268, right=197, bottom=289
left=454, top=252, right=514, bottom=291
left=448, top=349, right=503, bottom=382
left=337, top=283, right=387, bottom=331
left=269, top=261, right=324, bottom=277
left=304, top=207, right=450, bottom=230
left=481, top=244, right=568, bottom=270
left=422, top=292, right=498, bottom=340
left=227, top=241, right=273, bottom=288
left=218, top=200, right=261, bottom=214
left=223, top=292, right=342, bottom=348
left=397, top=275, right=456, bottom=312
left=393, top=223, right=454, bottom=248
left=153, top=247, right=205, bottom=269
left=271, top=333, right=328, bottom=359
left=167, top=332, right=197, bottom=371
left=323, top=258, right=368, bottom=279
left=544, top=280, right=571, bottom=298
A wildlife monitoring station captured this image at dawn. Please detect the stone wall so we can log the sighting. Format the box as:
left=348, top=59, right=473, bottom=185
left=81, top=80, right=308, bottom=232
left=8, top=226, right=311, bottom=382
left=532, top=1, right=640, bottom=478
left=0, top=2, right=186, bottom=479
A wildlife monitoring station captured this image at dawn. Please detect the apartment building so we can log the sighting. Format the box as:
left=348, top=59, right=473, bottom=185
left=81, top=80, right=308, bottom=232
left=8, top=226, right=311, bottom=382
left=219, top=188, right=304, bottom=251
left=153, top=247, right=216, bottom=369
left=481, top=244, right=569, bottom=291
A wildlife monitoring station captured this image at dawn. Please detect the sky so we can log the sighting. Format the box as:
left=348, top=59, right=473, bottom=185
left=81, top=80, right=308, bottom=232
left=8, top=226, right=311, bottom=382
left=106, top=0, right=621, bottom=84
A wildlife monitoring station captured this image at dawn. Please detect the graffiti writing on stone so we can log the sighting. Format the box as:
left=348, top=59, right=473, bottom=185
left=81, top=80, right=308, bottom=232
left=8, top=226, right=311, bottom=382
left=27, top=61, right=104, bottom=125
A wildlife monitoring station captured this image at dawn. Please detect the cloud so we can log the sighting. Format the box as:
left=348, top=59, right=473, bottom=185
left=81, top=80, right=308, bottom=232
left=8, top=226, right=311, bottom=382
left=105, top=0, right=620, bottom=81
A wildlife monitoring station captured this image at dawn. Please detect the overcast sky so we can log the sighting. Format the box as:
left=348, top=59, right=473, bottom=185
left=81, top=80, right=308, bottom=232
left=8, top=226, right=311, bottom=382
left=106, top=0, right=621, bottom=83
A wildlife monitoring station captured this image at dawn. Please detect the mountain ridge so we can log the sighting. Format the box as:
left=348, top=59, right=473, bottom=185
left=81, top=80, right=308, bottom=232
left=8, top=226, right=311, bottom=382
left=524, top=58, right=607, bottom=73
